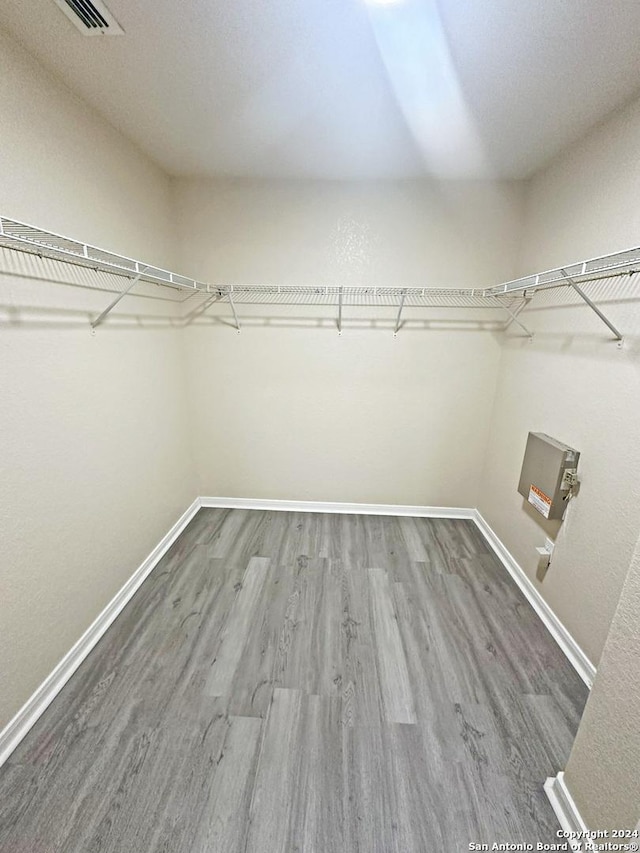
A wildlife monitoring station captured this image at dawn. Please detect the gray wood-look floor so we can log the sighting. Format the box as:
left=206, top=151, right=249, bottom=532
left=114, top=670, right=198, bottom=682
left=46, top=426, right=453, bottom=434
left=0, top=510, right=588, bottom=852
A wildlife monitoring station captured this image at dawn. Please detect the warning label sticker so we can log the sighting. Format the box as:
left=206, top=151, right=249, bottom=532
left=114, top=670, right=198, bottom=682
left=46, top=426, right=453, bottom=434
left=528, top=484, right=552, bottom=518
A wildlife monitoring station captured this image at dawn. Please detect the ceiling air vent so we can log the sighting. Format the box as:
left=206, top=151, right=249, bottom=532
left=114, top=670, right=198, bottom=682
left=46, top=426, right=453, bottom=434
left=53, top=0, right=124, bottom=35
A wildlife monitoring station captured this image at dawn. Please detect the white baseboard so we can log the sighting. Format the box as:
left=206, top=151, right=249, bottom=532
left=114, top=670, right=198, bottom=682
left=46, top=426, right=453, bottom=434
left=545, top=772, right=589, bottom=846
left=0, top=498, right=202, bottom=769
left=199, top=496, right=475, bottom=519
left=473, top=510, right=595, bottom=688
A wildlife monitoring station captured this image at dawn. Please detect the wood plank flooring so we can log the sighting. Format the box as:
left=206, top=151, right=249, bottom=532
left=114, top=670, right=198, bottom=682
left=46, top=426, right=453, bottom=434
left=0, top=509, right=588, bottom=852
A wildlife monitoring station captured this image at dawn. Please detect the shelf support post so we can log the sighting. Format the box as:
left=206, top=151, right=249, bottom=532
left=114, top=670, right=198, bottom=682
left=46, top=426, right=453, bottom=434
left=493, top=297, right=533, bottom=339
left=394, top=290, right=407, bottom=336
left=502, top=295, right=532, bottom=332
left=338, top=286, right=343, bottom=334
left=228, top=289, right=241, bottom=332
left=560, top=269, right=623, bottom=342
left=91, top=266, right=149, bottom=329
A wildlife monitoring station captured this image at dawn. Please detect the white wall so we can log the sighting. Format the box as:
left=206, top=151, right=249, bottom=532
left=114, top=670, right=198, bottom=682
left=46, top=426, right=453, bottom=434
left=479, top=96, right=640, bottom=669
left=0, top=29, right=173, bottom=266
left=486, top=96, right=640, bottom=833
left=2, top=18, right=640, bottom=834
left=174, top=177, right=523, bottom=505
left=523, top=96, right=640, bottom=265
left=564, top=529, right=640, bottom=829
left=0, top=31, right=197, bottom=728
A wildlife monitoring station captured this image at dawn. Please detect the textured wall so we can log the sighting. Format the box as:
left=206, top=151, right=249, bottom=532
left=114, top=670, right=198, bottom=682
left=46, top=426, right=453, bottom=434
left=479, top=326, right=640, bottom=666
left=182, top=323, right=503, bottom=506
left=174, top=177, right=523, bottom=506
left=2, top=24, right=640, bottom=835
left=0, top=29, right=173, bottom=266
left=0, top=32, right=197, bottom=728
left=479, top=95, right=640, bottom=667
left=565, top=535, right=640, bottom=829
left=477, top=95, right=640, bottom=829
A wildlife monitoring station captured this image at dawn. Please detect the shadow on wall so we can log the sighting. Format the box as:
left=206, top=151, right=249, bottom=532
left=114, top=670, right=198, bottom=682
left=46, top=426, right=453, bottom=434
left=502, top=330, right=640, bottom=363
left=0, top=304, right=513, bottom=334
left=0, top=304, right=184, bottom=331
left=187, top=314, right=506, bottom=333
left=521, top=498, right=563, bottom=540
left=502, top=273, right=640, bottom=356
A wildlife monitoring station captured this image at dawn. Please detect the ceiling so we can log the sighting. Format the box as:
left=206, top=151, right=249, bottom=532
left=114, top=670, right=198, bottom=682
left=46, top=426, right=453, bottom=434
left=2, top=0, right=640, bottom=180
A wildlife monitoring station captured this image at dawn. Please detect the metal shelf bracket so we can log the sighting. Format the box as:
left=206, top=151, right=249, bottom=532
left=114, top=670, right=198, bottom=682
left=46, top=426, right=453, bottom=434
left=501, top=295, right=532, bottom=332
left=492, top=297, right=533, bottom=339
left=1, top=215, right=638, bottom=342
left=91, top=266, right=150, bottom=329
left=560, top=269, right=624, bottom=343
left=227, top=289, right=241, bottom=333
left=394, top=290, right=407, bottom=336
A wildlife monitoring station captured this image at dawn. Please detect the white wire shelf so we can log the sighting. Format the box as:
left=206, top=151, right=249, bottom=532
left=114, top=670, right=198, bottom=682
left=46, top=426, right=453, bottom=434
left=487, top=246, right=640, bottom=295
left=206, top=285, right=501, bottom=308
left=0, top=216, right=208, bottom=292
left=1, top=214, right=638, bottom=338
left=0, top=216, right=502, bottom=303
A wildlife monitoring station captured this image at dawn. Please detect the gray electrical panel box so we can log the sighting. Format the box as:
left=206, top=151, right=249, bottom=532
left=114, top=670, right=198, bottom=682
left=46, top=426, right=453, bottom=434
left=517, top=432, right=580, bottom=520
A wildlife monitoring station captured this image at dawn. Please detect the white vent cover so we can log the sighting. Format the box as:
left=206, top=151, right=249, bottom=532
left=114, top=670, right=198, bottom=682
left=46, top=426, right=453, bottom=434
left=53, top=0, right=124, bottom=35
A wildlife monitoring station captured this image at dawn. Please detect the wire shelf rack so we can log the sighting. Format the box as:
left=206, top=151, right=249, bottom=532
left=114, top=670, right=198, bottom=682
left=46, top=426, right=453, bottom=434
left=487, top=246, right=640, bottom=295
left=205, top=285, right=499, bottom=308
left=1, top=214, right=638, bottom=338
left=0, top=216, right=207, bottom=292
